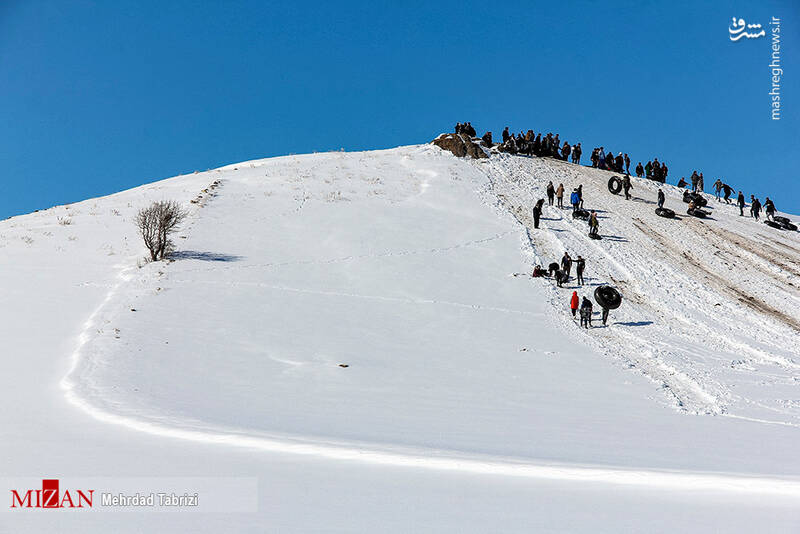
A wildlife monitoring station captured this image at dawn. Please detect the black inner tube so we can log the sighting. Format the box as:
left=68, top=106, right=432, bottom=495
left=608, top=177, right=622, bottom=195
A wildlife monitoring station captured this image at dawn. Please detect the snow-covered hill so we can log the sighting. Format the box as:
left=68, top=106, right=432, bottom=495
left=3, top=144, right=800, bottom=532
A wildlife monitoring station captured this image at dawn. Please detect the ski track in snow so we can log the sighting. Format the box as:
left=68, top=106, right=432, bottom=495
left=59, top=146, right=800, bottom=496
left=478, top=153, right=800, bottom=423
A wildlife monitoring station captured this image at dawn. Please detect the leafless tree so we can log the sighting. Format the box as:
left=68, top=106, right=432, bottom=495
left=136, top=200, right=188, bottom=261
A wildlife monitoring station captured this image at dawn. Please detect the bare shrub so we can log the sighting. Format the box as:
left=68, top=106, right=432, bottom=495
left=135, top=200, right=188, bottom=261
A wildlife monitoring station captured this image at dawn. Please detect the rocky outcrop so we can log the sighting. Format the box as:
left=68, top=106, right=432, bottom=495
left=432, top=133, right=488, bottom=159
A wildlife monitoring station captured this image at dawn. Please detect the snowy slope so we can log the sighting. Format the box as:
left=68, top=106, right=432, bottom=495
left=2, top=144, right=800, bottom=532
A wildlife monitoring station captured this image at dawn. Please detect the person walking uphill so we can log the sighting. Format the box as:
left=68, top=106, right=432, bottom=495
left=765, top=197, right=776, bottom=220
left=751, top=196, right=762, bottom=220
left=737, top=191, right=746, bottom=216
left=580, top=297, right=593, bottom=329
left=570, top=291, right=579, bottom=317
left=588, top=211, right=599, bottom=237
left=575, top=255, right=585, bottom=285
left=657, top=189, right=665, bottom=209
left=546, top=181, right=555, bottom=206
left=623, top=175, right=633, bottom=200
left=556, top=183, right=565, bottom=208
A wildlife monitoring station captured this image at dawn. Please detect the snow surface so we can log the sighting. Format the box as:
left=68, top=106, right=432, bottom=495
left=2, top=144, right=800, bottom=531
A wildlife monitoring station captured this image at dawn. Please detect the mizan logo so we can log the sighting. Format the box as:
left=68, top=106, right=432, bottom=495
left=10, top=479, right=94, bottom=509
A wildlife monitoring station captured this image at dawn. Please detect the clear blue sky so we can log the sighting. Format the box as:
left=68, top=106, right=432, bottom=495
left=1, top=0, right=798, bottom=218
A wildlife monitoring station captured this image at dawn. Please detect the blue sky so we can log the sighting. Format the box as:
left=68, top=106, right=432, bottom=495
left=1, top=0, right=798, bottom=218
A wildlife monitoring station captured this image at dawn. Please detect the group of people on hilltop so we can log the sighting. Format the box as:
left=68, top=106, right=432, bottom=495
left=590, top=148, right=630, bottom=175
left=454, top=122, right=476, bottom=137
left=453, top=121, right=787, bottom=228
left=491, top=127, right=583, bottom=163
left=635, top=159, right=669, bottom=183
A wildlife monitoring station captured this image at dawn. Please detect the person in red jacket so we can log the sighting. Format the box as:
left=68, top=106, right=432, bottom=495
left=570, top=291, right=579, bottom=317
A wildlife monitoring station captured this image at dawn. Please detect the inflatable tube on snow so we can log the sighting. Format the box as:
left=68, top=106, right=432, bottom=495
left=773, top=216, right=791, bottom=225
left=682, top=190, right=692, bottom=203
left=687, top=208, right=707, bottom=218
left=594, top=285, right=622, bottom=310
left=655, top=207, right=675, bottom=218
left=682, top=191, right=708, bottom=207
left=780, top=222, right=798, bottom=231
left=764, top=220, right=783, bottom=230
left=588, top=233, right=602, bottom=240
left=608, top=177, right=622, bottom=195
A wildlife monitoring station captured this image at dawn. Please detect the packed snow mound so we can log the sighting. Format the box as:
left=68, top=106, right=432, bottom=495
left=9, top=144, right=798, bottom=483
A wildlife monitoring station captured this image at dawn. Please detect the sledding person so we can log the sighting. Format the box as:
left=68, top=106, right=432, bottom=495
left=546, top=181, right=555, bottom=206
left=556, top=183, right=565, bottom=208
left=677, top=176, right=688, bottom=188
left=575, top=255, right=585, bottom=285
left=570, top=189, right=581, bottom=213
left=635, top=162, right=644, bottom=178
left=713, top=179, right=723, bottom=201
left=580, top=297, right=593, bottom=329
left=570, top=291, right=579, bottom=317
left=588, top=211, right=599, bottom=237
left=532, top=265, right=546, bottom=277
left=765, top=197, right=776, bottom=220
left=532, top=199, right=544, bottom=229
left=657, top=189, right=665, bottom=209
left=622, top=175, right=633, bottom=200
left=737, top=191, right=746, bottom=216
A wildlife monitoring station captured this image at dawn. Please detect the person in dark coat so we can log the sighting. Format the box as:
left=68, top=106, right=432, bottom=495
left=546, top=181, right=555, bottom=206
left=481, top=131, right=493, bottom=148
left=577, top=184, right=584, bottom=208
left=548, top=262, right=560, bottom=276
left=572, top=143, right=582, bottom=164
left=737, top=191, right=746, bottom=216
left=575, top=256, right=585, bottom=285
left=750, top=196, right=761, bottom=220
left=764, top=197, right=776, bottom=220
left=455, top=122, right=462, bottom=134
left=532, top=199, right=544, bottom=229
left=555, top=269, right=566, bottom=287
left=624, top=153, right=631, bottom=175
left=580, top=297, right=593, bottom=328
left=657, top=189, right=665, bottom=209
left=601, top=305, right=610, bottom=326
left=562, top=142, right=571, bottom=161
left=561, top=252, right=573, bottom=277
left=502, top=127, right=510, bottom=144
left=623, top=175, right=633, bottom=200
left=722, top=183, right=733, bottom=204
left=677, top=177, right=688, bottom=188
left=635, top=162, right=644, bottom=178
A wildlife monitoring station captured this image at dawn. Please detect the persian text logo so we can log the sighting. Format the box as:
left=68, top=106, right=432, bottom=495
left=10, top=479, right=94, bottom=509
left=729, top=17, right=765, bottom=41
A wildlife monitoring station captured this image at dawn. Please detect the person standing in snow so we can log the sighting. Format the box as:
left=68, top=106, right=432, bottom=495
left=561, top=252, right=573, bottom=277
left=690, top=171, right=699, bottom=192
left=575, top=256, right=585, bottom=286
left=532, top=199, right=544, bottom=229
left=546, top=181, right=555, bottom=206
left=580, top=297, right=593, bottom=329
left=561, top=142, right=571, bottom=161
left=698, top=172, right=705, bottom=192
left=713, top=179, right=723, bottom=201
left=502, top=127, right=510, bottom=144
left=624, top=153, right=631, bottom=175
left=572, top=143, right=582, bottom=164
left=622, top=175, right=633, bottom=200
left=657, top=189, right=665, bottom=209
left=570, top=291, right=579, bottom=317
left=556, top=183, right=565, bottom=208
left=570, top=189, right=580, bottom=214
left=577, top=184, right=584, bottom=208
left=635, top=162, right=644, bottom=178
left=765, top=197, right=776, bottom=220
left=588, top=211, right=598, bottom=236
left=737, top=191, right=746, bottom=216
left=645, top=160, right=653, bottom=179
